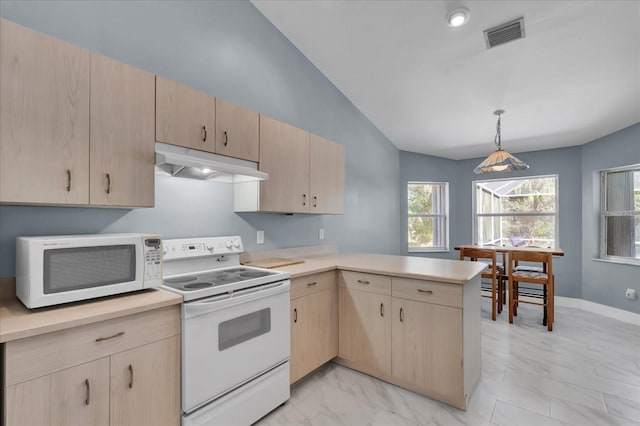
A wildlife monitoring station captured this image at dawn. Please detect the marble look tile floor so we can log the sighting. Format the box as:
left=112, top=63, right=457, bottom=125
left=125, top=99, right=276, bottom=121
left=256, top=300, right=640, bottom=426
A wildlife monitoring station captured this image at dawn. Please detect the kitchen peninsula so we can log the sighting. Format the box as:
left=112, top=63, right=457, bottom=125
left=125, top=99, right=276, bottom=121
left=272, top=252, right=485, bottom=410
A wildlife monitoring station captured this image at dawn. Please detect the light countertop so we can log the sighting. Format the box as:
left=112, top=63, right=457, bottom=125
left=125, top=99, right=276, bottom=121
left=0, top=288, right=182, bottom=343
left=273, top=253, right=487, bottom=284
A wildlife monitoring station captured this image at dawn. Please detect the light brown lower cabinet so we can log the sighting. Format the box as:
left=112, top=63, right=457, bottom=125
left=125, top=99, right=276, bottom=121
left=289, top=271, right=337, bottom=384
left=3, top=306, right=181, bottom=426
left=336, top=272, right=480, bottom=410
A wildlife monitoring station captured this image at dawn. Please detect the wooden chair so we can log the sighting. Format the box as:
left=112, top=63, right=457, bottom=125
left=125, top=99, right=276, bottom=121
left=508, top=251, right=554, bottom=331
left=459, top=247, right=501, bottom=321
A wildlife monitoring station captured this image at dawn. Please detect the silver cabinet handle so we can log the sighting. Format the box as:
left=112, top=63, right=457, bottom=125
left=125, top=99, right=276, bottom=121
left=400, top=307, right=404, bottom=323
left=95, top=331, right=125, bottom=342
left=202, top=125, right=207, bottom=142
left=417, top=289, right=434, bottom=295
left=357, top=279, right=370, bottom=285
left=66, top=170, right=71, bottom=192
left=313, top=196, right=317, bottom=208
left=224, top=130, right=228, bottom=146
left=380, top=303, right=384, bottom=317
left=84, top=379, right=90, bottom=405
left=306, top=282, right=317, bottom=287
left=128, top=364, right=134, bottom=389
left=293, top=308, right=298, bottom=323
left=302, top=194, right=307, bottom=206
left=106, top=173, right=111, bottom=194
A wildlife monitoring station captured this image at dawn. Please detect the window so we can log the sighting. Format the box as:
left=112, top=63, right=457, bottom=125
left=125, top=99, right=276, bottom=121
left=473, top=175, right=558, bottom=248
left=408, top=182, right=448, bottom=252
left=601, top=165, right=640, bottom=264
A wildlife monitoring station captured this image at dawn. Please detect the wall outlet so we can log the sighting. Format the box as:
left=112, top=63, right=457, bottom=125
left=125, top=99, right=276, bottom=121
left=257, top=230, right=264, bottom=245
left=625, top=288, right=636, bottom=300
left=319, top=228, right=325, bottom=240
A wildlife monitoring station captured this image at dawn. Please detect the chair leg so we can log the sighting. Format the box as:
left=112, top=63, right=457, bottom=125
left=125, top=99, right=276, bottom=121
left=548, top=276, right=554, bottom=332
left=491, top=278, right=496, bottom=321
left=497, top=278, right=503, bottom=314
left=543, top=285, right=548, bottom=326
left=508, top=278, right=514, bottom=324
left=513, top=282, right=518, bottom=317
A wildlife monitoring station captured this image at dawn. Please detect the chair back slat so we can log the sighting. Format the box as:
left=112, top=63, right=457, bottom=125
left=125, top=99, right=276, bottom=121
left=459, top=247, right=497, bottom=262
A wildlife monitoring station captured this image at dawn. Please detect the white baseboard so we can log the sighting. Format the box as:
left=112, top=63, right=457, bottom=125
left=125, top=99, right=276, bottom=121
left=555, top=296, right=640, bottom=326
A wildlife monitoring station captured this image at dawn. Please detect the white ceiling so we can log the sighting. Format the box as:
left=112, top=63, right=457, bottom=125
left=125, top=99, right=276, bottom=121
left=252, top=0, right=640, bottom=159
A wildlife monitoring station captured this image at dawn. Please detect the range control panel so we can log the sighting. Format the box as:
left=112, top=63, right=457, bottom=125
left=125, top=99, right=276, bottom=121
left=162, top=236, right=244, bottom=261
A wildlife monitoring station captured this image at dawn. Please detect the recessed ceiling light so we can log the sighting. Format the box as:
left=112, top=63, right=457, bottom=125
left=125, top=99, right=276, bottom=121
left=447, top=7, right=470, bottom=28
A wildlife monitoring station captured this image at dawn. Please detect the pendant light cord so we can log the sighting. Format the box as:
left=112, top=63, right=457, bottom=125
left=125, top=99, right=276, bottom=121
left=494, top=113, right=502, bottom=150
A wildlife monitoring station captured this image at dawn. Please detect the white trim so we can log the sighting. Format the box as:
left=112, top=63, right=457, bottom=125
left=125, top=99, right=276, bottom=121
left=555, top=296, right=640, bottom=326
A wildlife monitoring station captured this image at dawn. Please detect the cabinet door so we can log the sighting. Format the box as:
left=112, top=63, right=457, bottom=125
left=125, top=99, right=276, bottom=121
left=338, top=287, right=391, bottom=376
left=51, top=358, right=110, bottom=426
left=89, top=53, right=155, bottom=207
left=155, top=76, right=215, bottom=152
left=309, top=134, right=345, bottom=214
left=392, top=298, right=463, bottom=400
left=110, top=336, right=180, bottom=426
left=258, top=116, right=310, bottom=213
left=5, top=375, right=51, bottom=426
left=290, top=289, right=335, bottom=383
left=0, top=19, right=90, bottom=204
left=5, top=358, right=109, bottom=426
left=215, top=98, right=259, bottom=162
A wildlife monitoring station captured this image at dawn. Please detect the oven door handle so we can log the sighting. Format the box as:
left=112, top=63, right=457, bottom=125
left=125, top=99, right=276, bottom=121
left=183, top=280, right=290, bottom=319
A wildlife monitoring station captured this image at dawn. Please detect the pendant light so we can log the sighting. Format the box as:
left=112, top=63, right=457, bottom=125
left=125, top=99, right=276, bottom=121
left=473, top=110, right=529, bottom=174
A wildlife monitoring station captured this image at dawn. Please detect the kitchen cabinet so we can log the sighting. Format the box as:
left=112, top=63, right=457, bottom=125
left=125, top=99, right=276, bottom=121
left=0, top=19, right=155, bottom=207
left=334, top=271, right=480, bottom=410
left=337, top=272, right=392, bottom=377
left=89, top=53, right=155, bottom=207
left=155, top=76, right=216, bottom=153
left=2, top=305, right=180, bottom=426
left=234, top=115, right=345, bottom=214
left=0, top=18, right=90, bottom=205
left=215, top=98, right=260, bottom=162
left=289, top=271, right=337, bottom=384
left=309, top=134, right=345, bottom=214
left=391, top=297, right=463, bottom=403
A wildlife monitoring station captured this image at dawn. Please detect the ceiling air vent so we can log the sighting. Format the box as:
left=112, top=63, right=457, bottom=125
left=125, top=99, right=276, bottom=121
left=484, top=17, right=525, bottom=49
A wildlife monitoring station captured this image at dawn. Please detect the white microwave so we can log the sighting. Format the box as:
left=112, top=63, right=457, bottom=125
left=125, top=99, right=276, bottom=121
left=16, top=233, right=163, bottom=309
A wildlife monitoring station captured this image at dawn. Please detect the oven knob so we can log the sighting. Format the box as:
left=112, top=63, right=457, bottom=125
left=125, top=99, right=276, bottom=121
left=206, top=243, right=214, bottom=252
left=163, top=245, right=168, bottom=256
left=233, top=240, right=241, bottom=248
left=225, top=240, right=233, bottom=249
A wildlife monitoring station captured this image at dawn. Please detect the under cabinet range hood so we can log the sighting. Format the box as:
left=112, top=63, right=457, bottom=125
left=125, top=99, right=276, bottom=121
left=155, top=142, right=268, bottom=183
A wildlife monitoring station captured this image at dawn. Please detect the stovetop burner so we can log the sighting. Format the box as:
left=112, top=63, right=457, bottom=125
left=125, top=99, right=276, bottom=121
left=163, top=267, right=278, bottom=292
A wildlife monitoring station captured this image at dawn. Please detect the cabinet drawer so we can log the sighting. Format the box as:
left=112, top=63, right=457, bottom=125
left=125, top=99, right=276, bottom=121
left=339, top=271, right=391, bottom=296
left=291, top=271, right=335, bottom=300
left=392, top=278, right=462, bottom=308
left=5, top=305, right=180, bottom=386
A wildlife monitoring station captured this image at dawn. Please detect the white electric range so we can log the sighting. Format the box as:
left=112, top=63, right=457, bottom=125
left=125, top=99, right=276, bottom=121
left=161, top=236, right=290, bottom=426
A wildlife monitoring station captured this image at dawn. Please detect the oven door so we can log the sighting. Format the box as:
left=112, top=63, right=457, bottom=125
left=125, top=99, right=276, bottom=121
left=182, top=280, right=290, bottom=414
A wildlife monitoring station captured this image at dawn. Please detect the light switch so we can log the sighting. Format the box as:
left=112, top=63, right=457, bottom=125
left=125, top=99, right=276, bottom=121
left=319, top=228, right=325, bottom=240
left=257, top=230, right=264, bottom=244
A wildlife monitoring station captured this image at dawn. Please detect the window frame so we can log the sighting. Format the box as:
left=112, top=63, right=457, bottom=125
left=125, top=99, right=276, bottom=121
left=471, top=174, right=560, bottom=248
left=407, top=181, right=449, bottom=253
left=599, top=163, right=640, bottom=266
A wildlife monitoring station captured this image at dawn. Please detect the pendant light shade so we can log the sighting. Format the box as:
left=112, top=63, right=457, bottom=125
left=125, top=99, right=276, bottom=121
left=473, top=110, right=529, bottom=174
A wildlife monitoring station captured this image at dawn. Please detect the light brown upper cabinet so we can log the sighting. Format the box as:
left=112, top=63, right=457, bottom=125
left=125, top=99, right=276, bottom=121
left=0, top=19, right=90, bottom=205
left=89, top=54, right=155, bottom=207
left=0, top=19, right=155, bottom=207
left=155, top=76, right=216, bottom=153
left=309, top=134, right=345, bottom=214
left=255, top=116, right=310, bottom=213
left=234, top=115, right=345, bottom=214
left=215, top=98, right=259, bottom=162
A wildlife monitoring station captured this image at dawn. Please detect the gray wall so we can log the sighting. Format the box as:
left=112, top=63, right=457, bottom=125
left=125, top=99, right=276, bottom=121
left=400, top=123, right=640, bottom=312
left=0, top=1, right=401, bottom=277
left=581, top=123, right=640, bottom=314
